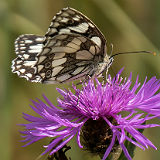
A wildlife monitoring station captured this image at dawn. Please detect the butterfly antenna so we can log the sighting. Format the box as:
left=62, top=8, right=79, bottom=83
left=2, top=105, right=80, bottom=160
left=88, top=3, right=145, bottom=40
left=110, top=50, right=156, bottom=59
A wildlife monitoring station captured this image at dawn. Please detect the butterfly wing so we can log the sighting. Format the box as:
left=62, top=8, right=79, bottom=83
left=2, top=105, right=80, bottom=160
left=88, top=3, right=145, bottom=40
left=37, top=7, right=109, bottom=83
left=12, top=34, right=45, bottom=82
left=43, top=7, right=107, bottom=58
left=35, top=33, right=102, bottom=83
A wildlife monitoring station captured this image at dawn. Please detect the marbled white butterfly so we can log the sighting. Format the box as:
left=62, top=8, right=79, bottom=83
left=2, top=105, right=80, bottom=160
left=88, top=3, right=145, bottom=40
left=11, top=7, right=114, bottom=83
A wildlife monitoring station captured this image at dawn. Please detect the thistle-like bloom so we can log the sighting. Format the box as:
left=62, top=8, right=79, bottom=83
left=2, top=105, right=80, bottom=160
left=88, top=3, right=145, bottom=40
left=21, top=69, right=160, bottom=160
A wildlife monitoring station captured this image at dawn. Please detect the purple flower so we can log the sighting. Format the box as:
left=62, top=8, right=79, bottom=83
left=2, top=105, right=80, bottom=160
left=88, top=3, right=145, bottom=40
left=21, top=69, right=160, bottom=160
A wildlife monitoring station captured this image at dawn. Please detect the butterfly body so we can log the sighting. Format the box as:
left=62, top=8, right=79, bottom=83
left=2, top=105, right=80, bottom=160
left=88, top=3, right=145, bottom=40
left=12, top=7, right=113, bottom=84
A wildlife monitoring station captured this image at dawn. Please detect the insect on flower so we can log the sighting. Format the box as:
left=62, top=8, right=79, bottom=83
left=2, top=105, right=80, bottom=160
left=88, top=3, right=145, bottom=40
left=11, top=7, right=155, bottom=84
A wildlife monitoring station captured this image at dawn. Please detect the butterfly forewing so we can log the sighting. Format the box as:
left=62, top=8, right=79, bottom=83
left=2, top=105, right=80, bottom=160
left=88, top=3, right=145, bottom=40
left=11, top=7, right=112, bottom=84
left=44, top=8, right=106, bottom=53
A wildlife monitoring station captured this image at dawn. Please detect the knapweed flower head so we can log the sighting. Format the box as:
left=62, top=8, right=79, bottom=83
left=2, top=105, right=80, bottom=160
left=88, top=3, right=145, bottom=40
left=21, top=69, right=160, bottom=160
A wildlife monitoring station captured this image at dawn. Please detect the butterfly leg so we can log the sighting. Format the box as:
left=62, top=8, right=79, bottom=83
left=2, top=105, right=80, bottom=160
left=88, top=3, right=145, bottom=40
left=76, top=74, right=91, bottom=85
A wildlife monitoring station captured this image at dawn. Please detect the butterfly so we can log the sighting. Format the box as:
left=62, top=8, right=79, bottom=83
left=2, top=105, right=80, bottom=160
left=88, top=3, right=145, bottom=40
left=11, top=7, right=113, bottom=84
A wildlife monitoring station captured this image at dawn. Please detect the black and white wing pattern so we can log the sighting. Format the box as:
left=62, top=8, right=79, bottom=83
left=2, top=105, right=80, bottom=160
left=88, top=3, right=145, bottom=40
left=12, top=34, right=45, bottom=82
left=11, top=7, right=113, bottom=84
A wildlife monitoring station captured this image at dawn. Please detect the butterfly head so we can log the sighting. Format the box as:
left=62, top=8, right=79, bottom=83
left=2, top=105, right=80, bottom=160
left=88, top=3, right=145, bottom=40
left=96, top=54, right=114, bottom=77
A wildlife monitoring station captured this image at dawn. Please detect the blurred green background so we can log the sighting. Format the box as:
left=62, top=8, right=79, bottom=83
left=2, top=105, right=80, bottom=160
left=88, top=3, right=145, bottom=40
left=0, top=0, right=160, bottom=160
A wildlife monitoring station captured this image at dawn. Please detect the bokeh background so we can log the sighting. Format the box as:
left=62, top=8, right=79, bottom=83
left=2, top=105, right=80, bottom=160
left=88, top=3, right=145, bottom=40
left=0, top=0, right=160, bottom=160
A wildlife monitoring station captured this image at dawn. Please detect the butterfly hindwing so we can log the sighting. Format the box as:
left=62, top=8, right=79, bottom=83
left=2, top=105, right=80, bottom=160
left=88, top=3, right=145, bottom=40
left=12, top=34, right=44, bottom=82
left=36, top=33, right=102, bottom=83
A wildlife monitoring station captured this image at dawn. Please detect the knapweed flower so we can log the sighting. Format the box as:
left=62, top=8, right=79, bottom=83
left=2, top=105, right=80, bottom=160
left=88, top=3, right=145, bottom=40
left=21, top=69, right=160, bottom=160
